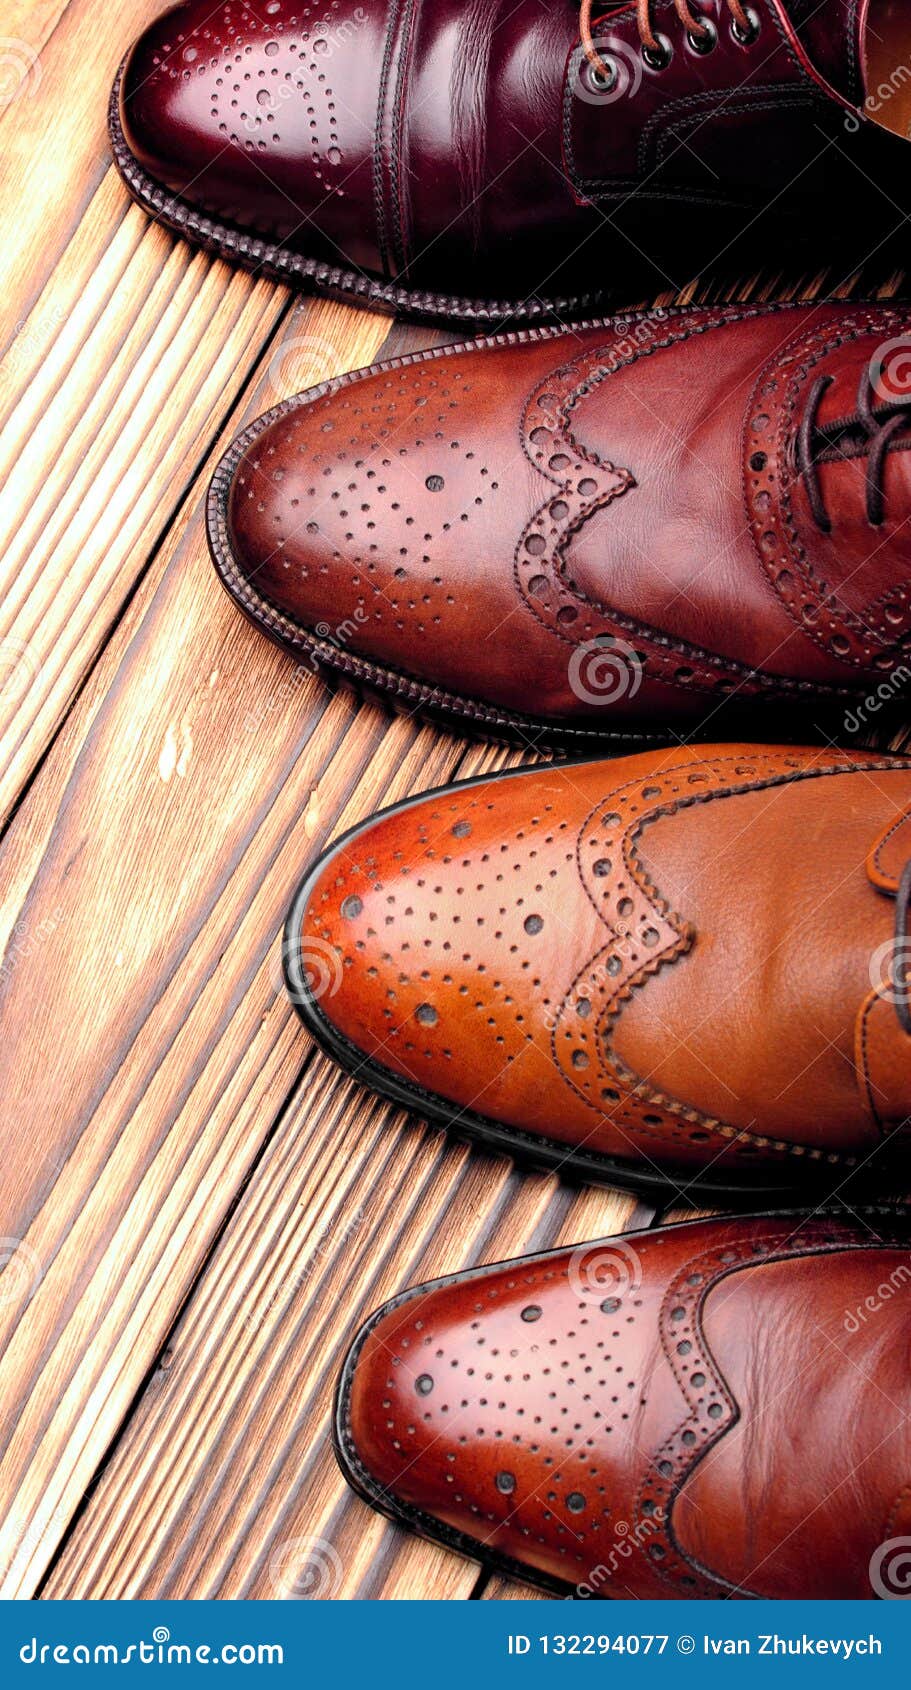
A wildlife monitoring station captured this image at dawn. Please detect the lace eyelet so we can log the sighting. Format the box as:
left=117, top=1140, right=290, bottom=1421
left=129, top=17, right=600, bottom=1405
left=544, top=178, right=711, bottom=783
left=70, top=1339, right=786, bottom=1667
left=585, top=56, right=618, bottom=94
left=731, top=8, right=761, bottom=46
left=687, top=20, right=718, bottom=54
left=642, top=35, right=673, bottom=71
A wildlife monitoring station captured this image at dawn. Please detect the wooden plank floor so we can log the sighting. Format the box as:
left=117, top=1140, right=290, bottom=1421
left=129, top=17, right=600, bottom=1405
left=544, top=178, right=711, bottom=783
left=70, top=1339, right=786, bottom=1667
left=0, top=0, right=907, bottom=1603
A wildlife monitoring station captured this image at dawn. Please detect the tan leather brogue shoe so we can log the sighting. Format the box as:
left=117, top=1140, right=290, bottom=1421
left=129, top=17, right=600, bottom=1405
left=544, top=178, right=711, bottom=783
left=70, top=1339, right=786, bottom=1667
left=211, top=302, right=911, bottom=747
left=286, top=744, right=911, bottom=1199
left=336, top=1209, right=911, bottom=1598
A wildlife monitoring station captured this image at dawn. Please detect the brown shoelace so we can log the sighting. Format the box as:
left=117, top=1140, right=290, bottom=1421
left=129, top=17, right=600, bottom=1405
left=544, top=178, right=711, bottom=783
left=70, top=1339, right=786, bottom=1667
left=580, top=0, right=756, bottom=78
left=796, top=369, right=911, bottom=533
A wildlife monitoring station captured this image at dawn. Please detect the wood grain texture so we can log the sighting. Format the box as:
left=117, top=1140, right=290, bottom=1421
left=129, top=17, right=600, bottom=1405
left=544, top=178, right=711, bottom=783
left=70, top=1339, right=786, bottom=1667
left=0, top=0, right=909, bottom=1603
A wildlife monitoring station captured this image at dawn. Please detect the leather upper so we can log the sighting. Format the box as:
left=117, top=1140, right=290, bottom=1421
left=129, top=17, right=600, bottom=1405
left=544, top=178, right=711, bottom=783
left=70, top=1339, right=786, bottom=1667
left=225, top=303, right=911, bottom=730
left=339, top=1211, right=911, bottom=1597
left=118, top=1, right=911, bottom=297
left=294, top=744, right=911, bottom=1180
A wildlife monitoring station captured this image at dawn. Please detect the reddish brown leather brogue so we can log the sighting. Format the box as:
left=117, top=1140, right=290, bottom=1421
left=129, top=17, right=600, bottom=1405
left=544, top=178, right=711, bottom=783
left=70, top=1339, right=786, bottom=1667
left=114, top=2, right=911, bottom=322
left=285, top=744, right=911, bottom=1199
left=211, top=302, right=911, bottom=746
left=336, top=1209, right=911, bottom=1598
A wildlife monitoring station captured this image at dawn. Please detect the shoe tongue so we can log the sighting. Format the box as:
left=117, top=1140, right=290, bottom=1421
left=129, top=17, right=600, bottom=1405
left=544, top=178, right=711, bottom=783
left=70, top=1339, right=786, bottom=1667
left=777, top=0, right=866, bottom=105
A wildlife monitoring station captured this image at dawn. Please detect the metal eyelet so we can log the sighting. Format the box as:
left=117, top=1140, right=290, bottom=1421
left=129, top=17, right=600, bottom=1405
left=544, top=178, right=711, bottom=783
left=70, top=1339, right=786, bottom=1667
left=687, top=19, right=718, bottom=54
left=642, top=35, right=673, bottom=71
left=585, top=56, right=619, bottom=94
left=732, top=7, right=761, bottom=45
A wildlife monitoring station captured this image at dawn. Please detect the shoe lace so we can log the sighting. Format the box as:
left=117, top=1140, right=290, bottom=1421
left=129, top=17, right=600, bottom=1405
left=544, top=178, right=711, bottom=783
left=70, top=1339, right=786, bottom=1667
left=580, top=0, right=754, bottom=75
left=795, top=368, right=911, bottom=533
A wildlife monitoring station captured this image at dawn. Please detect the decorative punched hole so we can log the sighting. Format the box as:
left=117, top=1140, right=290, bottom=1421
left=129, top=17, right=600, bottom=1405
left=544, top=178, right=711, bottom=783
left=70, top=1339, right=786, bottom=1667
left=416, top=1375, right=434, bottom=1396
left=341, top=895, right=363, bottom=920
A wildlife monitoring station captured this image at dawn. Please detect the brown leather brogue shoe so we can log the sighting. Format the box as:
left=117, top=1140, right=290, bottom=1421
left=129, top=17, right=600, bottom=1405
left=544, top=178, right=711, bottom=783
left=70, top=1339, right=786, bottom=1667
left=211, top=301, right=911, bottom=748
left=335, top=1209, right=911, bottom=1598
left=113, top=2, right=911, bottom=323
left=285, top=744, right=911, bottom=1199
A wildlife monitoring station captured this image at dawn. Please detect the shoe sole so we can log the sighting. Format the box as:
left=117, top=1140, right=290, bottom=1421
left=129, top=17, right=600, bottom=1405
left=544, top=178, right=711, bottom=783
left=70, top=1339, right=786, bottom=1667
left=108, top=60, right=612, bottom=330
left=333, top=1205, right=911, bottom=1597
left=283, top=765, right=863, bottom=1205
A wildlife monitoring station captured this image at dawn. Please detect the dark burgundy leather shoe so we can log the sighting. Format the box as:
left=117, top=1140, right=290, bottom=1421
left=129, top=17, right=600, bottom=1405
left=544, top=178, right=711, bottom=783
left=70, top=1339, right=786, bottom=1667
left=210, top=302, right=911, bottom=745
left=336, top=1209, right=911, bottom=1598
left=285, top=745, right=911, bottom=1200
left=113, top=2, right=911, bottom=323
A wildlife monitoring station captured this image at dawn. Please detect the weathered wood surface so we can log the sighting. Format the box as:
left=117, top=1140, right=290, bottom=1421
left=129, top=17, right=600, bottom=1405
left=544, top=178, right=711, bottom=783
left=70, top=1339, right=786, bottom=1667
left=0, top=0, right=906, bottom=1603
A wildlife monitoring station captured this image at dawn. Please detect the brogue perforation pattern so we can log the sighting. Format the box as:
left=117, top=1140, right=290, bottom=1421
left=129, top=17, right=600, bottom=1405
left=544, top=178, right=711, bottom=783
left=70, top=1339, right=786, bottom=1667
left=633, top=1218, right=910, bottom=1597
left=515, top=315, right=860, bottom=701
left=550, top=751, right=909, bottom=1166
left=746, top=309, right=911, bottom=669
left=139, top=3, right=347, bottom=177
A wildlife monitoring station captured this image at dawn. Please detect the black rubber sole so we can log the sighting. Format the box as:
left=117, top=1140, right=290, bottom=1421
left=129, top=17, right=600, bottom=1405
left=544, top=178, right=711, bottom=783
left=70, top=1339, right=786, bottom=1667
left=282, top=764, right=866, bottom=1207
left=332, top=1204, right=911, bottom=1598
left=108, top=59, right=613, bottom=330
